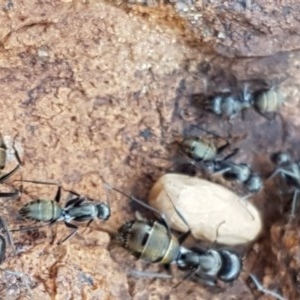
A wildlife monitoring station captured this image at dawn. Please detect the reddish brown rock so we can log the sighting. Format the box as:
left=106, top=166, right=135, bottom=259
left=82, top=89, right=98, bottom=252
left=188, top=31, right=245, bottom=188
left=0, top=0, right=299, bottom=299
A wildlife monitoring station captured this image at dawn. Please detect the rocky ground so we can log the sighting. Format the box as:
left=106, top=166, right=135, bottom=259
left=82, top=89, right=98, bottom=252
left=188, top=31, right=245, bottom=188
left=0, top=0, right=299, bottom=299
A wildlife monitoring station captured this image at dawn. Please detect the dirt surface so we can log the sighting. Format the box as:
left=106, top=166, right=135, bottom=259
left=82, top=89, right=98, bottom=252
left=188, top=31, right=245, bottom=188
left=0, top=0, right=299, bottom=299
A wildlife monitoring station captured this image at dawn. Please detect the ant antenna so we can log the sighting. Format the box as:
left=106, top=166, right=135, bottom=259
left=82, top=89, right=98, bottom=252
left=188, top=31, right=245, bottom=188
left=164, top=188, right=191, bottom=244
left=102, top=182, right=111, bottom=208
left=12, top=140, right=23, bottom=166
left=236, top=195, right=255, bottom=221
left=104, top=183, right=172, bottom=235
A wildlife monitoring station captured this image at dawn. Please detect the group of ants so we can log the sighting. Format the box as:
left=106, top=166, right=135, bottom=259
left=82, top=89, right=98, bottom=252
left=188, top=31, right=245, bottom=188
left=0, top=79, right=298, bottom=299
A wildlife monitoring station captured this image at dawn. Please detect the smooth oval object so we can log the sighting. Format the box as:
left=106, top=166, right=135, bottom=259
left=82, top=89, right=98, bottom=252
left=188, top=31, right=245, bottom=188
left=148, top=173, right=262, bottom=245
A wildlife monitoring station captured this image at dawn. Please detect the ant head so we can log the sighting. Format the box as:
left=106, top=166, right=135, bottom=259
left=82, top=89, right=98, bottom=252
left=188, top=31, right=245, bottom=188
left=181, top=137, right=197, bottom=154
left=237, top=163, right=252, bottom=179
left=96, top=203, right=111, bottom=220
left=245, top=174, right=263, bottom=193
left=217, top=249, right=242, bottom=282
left=271, top=152, right=292, bottom=166
left=116, top=221, right=134, bottom=247
left=211, top=95, right=223, bottom=115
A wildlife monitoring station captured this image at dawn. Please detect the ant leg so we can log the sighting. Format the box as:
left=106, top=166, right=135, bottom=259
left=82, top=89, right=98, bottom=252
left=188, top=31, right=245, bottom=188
left=13, top=179, right=63, bottom=203
left=0, top=132, right=6, bottom=154
left=249, top=274, right=286, bottom=300
left=64, top=189, right=81, bottom=202
left=12, top=142, right=22, bottom=166
left=9, top=224, right=49, bottom=232
left=173, top=269, right=197, bottom=289
left=79, top=219, right=94, bottom=236
left=0, top=191, right=20, bottom=198
left=258, top=111, right=277, bottom=121
left=58, top=223, right=78, bottom=244
left=178, top=230, right=191, bottom=245
left=290, top=189, right=300, bottom=219
left=0, top=235, right=6, bottom=264
left=268, top=167, right=300, bottom=182
left=221, top=148, right=239, bottom=161
left=0, top=217, right=16, bottom=256
left=0, top=137, right=22, bottom=183
left=239, top=194, right=253, bottom=202
left=86, top=219, right=93, bottom=227
left=216, top=142, right=230, bottom=155
left=174, top=265, right=216, bottom=289
left=128, top=269, right=172, bottom=279
left=133, top=263, right=175, bottom=282
left=267, top=170, right=282, bottom=182
left=54, top=186, right=62, bottom=203
left=0, top=165, right=20, bottom=183
left=65, top=196, right=85, bottom=208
